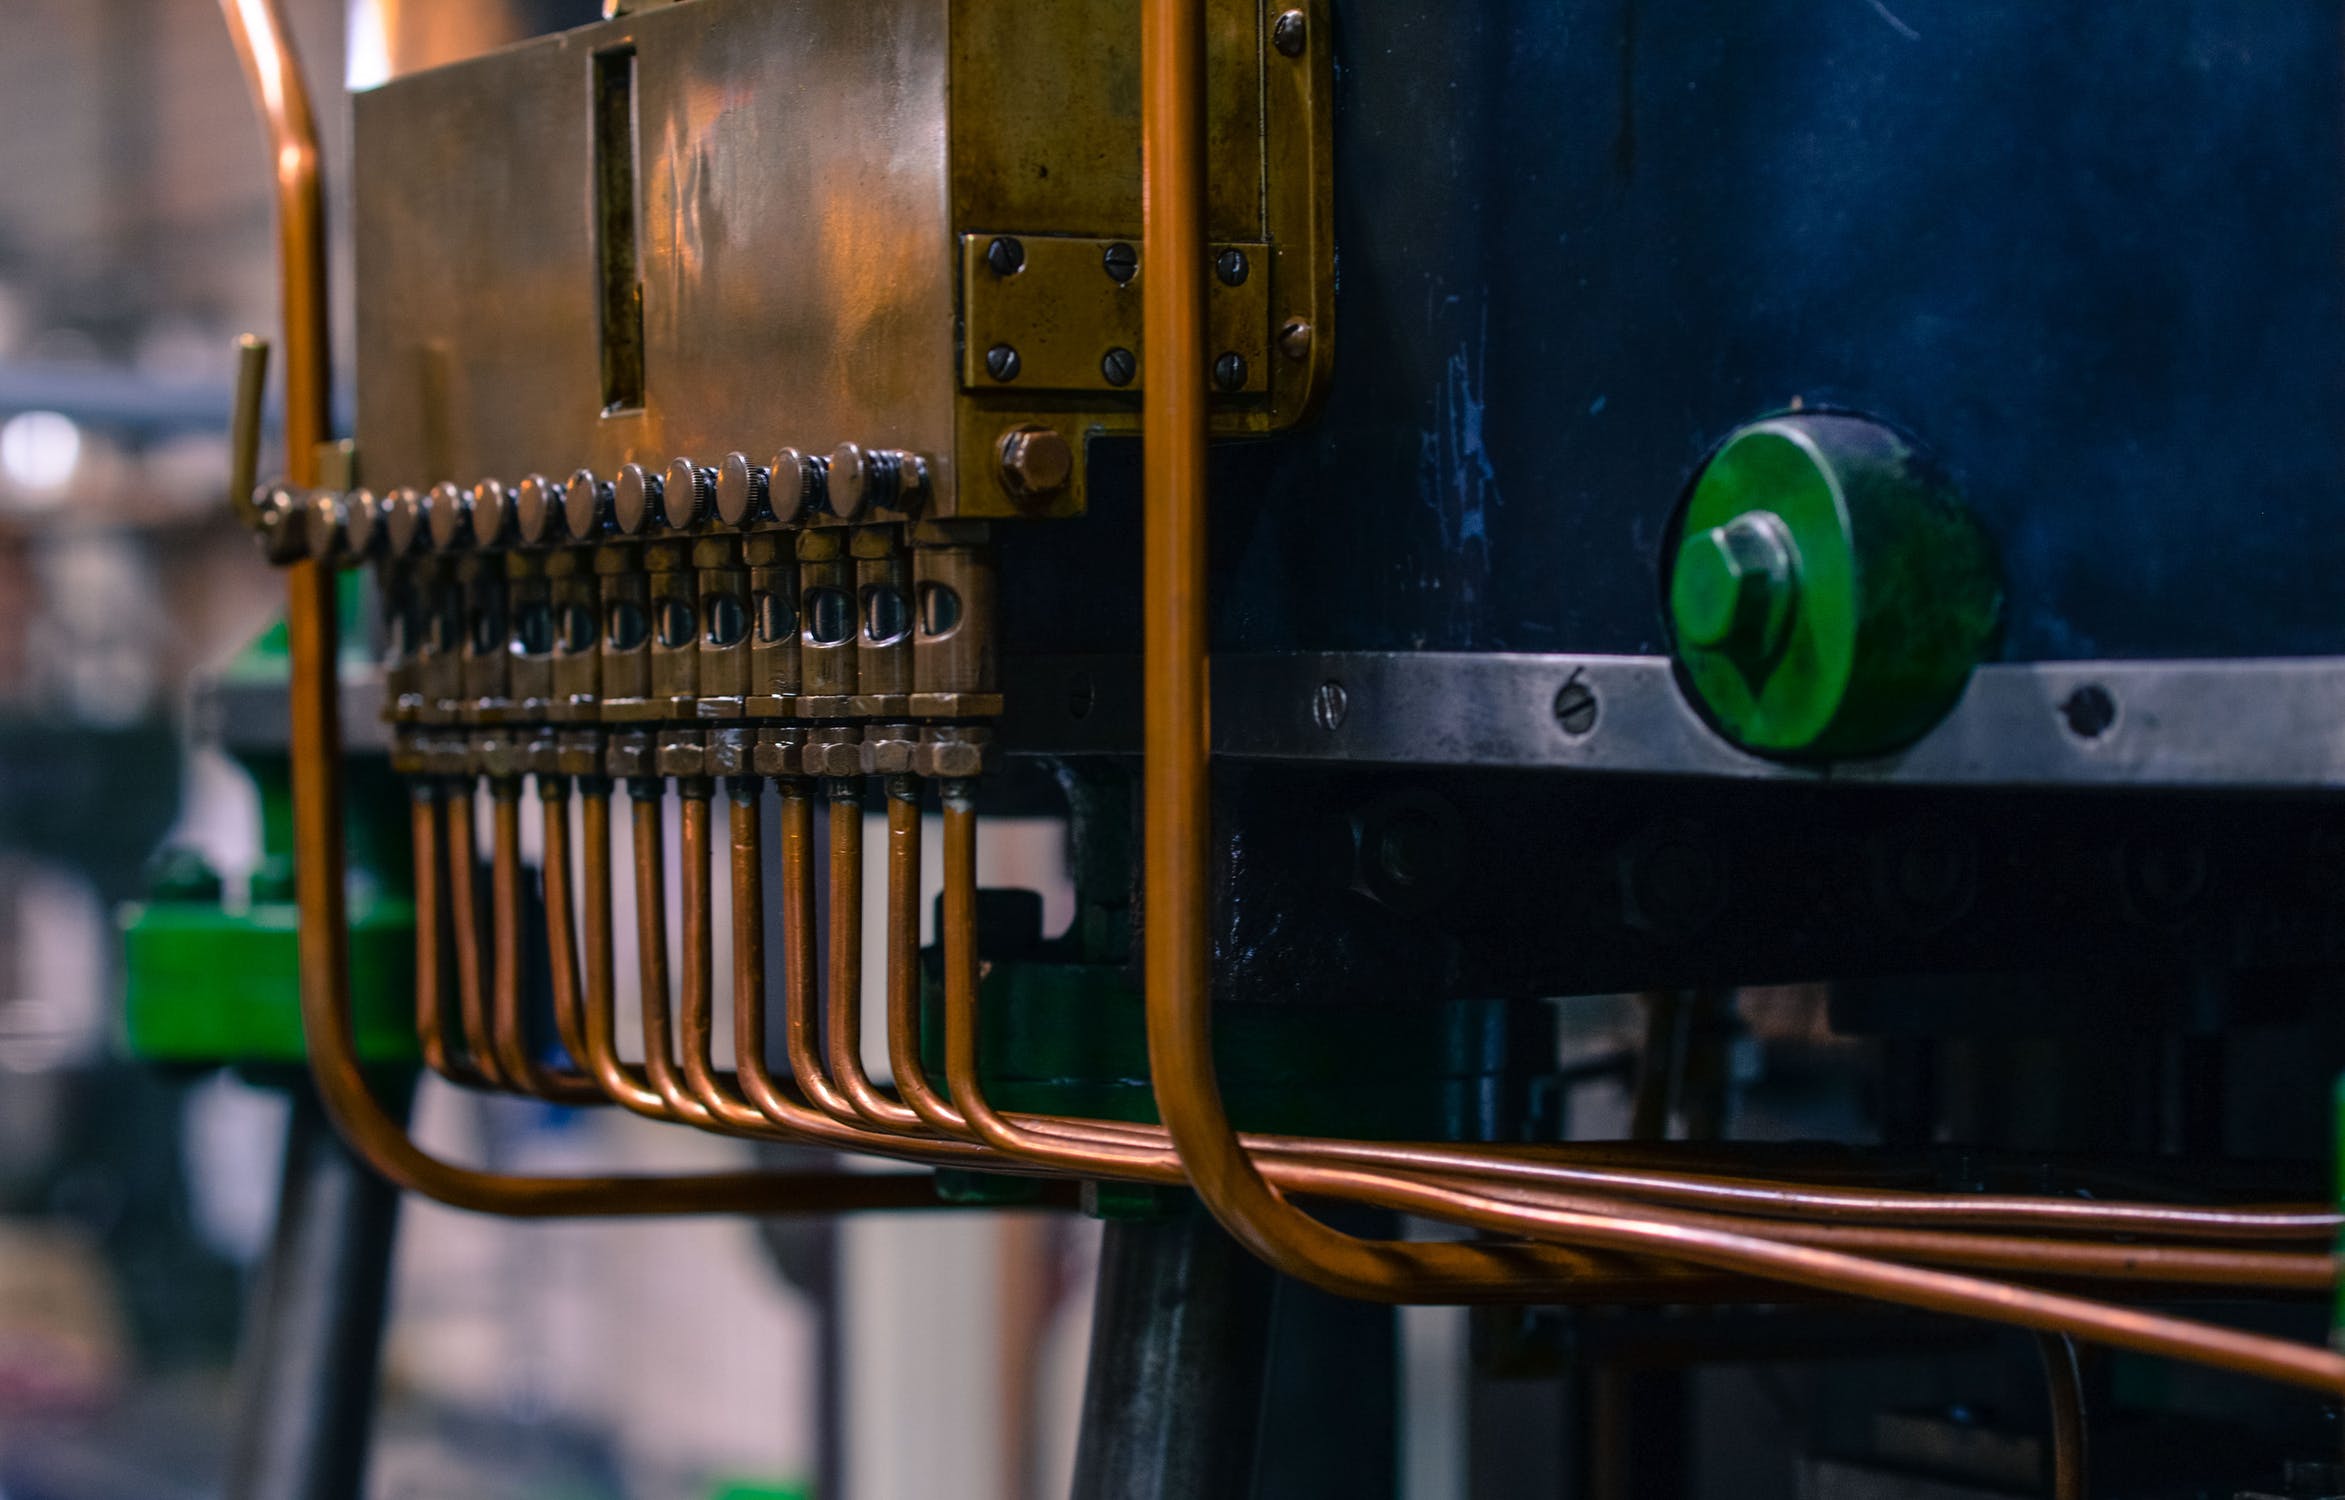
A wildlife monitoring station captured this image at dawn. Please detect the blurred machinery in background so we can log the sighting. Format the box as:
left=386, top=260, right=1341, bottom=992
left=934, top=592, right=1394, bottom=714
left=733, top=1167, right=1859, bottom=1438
left=145, top=0, right=2345, bottom=1495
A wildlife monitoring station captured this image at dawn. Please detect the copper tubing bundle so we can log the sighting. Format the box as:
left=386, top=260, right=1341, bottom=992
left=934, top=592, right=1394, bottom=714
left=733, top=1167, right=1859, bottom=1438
left=227, top=0, right=2345, bottom=1428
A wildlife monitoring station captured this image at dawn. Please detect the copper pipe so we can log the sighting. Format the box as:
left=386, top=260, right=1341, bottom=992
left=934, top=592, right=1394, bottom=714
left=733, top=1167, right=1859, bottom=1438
left=704, top=776, right=1022, bottom=1169
left=572, top=778, right=693, bottom=1121
left=489, top=780, right=600, bottom=1103
left=538, top=776, right=591, bottom=1067
left=775, top=780, right=887, bottom=1127
left=1264, top=1160, right=2345, bottom=1393
left=2038, top=1332, right=2087, bottom=1500
left=410, top=782, right=460, bottom=1079
left=822, top=776, right=930, bottom=1132
left=442, top=787, right=507, bottom=1088
left=632, top=782, right=745, bottom=1128
left=233, top=0, right=967, bottom=1216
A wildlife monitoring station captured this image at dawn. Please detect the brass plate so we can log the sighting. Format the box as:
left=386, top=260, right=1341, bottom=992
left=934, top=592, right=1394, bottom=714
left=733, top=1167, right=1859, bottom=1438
left=960, top=235, right=1270, bottom=395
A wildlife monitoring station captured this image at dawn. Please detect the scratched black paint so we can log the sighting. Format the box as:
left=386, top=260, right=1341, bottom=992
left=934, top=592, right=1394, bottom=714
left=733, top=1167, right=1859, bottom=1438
left=1003, top=2, right=2344, bottom=661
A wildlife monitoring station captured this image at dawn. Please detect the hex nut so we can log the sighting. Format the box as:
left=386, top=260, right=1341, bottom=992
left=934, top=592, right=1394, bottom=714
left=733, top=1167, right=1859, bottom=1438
left=605, top=730, right=654, bottom=779
left=656, top=729, right=709, bottom=778
left=998, top=425, right=1074, bottom=501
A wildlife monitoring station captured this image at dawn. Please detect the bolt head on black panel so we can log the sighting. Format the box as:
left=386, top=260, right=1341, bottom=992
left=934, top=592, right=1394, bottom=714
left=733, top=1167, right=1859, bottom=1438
left=426, top=480, right=470, bottom=549
left=514, top=473, right=563, bottom=545
left=716, top=451, right=771, bottom=528
left=612, top=463, right=661, bottom=534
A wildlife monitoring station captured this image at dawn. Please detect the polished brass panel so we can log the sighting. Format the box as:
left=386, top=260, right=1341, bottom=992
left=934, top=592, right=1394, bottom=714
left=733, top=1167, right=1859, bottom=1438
left=960, top=235, right=1269, bottom=395
left=355, top=0, right=957, bottom=499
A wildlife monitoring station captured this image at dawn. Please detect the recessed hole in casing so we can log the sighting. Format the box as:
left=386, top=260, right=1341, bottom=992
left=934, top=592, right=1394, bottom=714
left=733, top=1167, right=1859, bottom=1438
left=918, top=582, right=962, bottom=638
left=656, top=599, right=695, bottom=650
left=705, top=593, right=748, bottom=648
left=558, top=602, right=597, bottom=655
left=863, top=584, right=910, bottom=646
left=754, top=590, right=794, bottom=645
left=803, top=587, right=852, bottom=646
left=605, top=599, right=649, bottom=652
left=512, top=601, right=553, bottom=657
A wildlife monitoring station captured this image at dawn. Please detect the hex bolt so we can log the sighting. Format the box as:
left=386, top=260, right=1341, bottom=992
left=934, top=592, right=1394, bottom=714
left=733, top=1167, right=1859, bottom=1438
left=1272, top=8, right=1308, bottom=56
left=1214, top=247, right=1250, bottom=286
left=1101, top=346, right=1138, bottom=387
left=1279, top=319, right=1313, bottom=360
left=997, top=424, right=1074, bottom=501
left=985, top=343, right=1022, bottom=382
left=1553, top=676, right=1599, bottom=737
left=1669, top=509, right=1798, bottom=664
left=985, top=236, right=1025, bottom=276
left=1102, top=241, right=1139, bottom=285
left=1213, top=351, right=1249, bottom=392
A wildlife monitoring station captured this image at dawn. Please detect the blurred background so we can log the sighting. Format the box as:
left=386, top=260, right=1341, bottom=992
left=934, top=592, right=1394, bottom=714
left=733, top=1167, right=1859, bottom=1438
left=0, top=4, right=1881, bottom=1497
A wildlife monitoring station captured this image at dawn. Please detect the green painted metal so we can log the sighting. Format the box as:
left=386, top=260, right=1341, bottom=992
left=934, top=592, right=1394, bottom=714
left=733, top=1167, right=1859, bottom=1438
left=120, top=590, right=418, bottom=1066
left=1667, top=413, right=2003, bottom=759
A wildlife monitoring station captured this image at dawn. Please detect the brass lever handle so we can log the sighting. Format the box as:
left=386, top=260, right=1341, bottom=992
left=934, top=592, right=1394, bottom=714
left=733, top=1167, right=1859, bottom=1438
left=227, top=332, right=269, bottom=525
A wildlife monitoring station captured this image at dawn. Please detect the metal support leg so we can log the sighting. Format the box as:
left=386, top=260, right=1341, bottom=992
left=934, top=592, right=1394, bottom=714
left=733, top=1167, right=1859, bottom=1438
left=1071, top=1207, right=1277, bottom=1500
left=222, top=1079, right=405, bottom=1500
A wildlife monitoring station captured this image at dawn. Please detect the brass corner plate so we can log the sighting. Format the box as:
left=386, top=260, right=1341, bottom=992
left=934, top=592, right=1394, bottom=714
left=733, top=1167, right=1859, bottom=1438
left=945, top=0, right=1334, bottom=520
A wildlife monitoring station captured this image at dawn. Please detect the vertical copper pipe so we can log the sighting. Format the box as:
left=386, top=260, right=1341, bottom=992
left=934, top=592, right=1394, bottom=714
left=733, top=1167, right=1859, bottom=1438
left=411, top=783, right=455, bottom=1077
left=2038, top=1333, right=2087, bottom=1500
left=443, top=786, right=507, bottom=1088
left=487, top=782, right=537, bottom=1088
left=538, top=777, right=591, bottom=1067
left=575, top=780, right=678, bottom=1119
left=777, top=780, right=873, bottom=1124
left=631, top=784, right=720, bottom=1123
left=823, top=776, right=931, bottom=1132
left=887, top=781, right=974, bottom=1138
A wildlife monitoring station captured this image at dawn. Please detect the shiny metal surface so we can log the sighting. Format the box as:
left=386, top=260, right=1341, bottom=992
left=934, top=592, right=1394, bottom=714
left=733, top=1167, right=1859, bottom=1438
left=1003, top=652, right=2345, bottom=789
left=355, top=0, right=957, bottom=501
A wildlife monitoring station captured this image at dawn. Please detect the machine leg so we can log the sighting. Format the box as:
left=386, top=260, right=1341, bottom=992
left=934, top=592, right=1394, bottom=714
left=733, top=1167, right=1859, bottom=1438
left=221, top=1080, right=404, bottom=1500
left=1070, top=1208, right=1278, bottom=1500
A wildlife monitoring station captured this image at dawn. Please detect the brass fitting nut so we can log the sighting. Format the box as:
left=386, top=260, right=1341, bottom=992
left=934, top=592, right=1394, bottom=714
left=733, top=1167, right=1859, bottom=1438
left=916, top=726, right=994, bottom=780
left=605, top=729, right=655, bottom=779
left=709, top=727, right=755, bottom=777
left=473, top=729, right=525, bottom=781
left=802, top=727, right=866, bottom=778
left=863, top=724, right=920, bottom=776
left=555, top=730, right=606, bottom=779
left=753, top=727, right=806, bottom=778
left=656, top=729, right=709, bottom=778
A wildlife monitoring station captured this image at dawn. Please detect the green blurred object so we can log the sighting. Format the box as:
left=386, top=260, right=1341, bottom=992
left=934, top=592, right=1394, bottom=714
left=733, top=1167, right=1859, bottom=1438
left=1667, top=413, right=2003, bottom=759
left=120, top=594, right=418, bottom=1065
left=707, top=1481, right=812, bottom=1500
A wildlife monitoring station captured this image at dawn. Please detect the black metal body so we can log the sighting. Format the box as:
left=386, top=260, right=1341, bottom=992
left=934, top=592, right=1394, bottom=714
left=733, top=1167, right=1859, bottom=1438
left=1012, top=4, right=2343, bottom=663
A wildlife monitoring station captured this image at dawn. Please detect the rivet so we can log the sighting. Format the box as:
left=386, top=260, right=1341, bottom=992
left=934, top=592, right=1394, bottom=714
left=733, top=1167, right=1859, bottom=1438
left=1273, top=9, right=1307, bottom=56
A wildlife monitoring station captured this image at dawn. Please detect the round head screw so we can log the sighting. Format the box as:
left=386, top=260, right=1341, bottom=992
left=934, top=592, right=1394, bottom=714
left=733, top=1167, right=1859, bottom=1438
left=304, top=491, right=347, bottom=562
left=716, top=451, right=772, bottom=528
left=514, top=473, right=565, bottom=546
left=663, top=456, right=715, bottom=529
left=768, top=448, right=825, bottom=525
left=469, top=479, right=513, bottom=548
left=426, top=480, right=471, bottom=550
left=382, top=487, right=427, bottom=556
left=342, top=487, right=383, bottom=559
left=563, top=468, right=609, bottom=539
left=612, top=462, right=663, bottom=535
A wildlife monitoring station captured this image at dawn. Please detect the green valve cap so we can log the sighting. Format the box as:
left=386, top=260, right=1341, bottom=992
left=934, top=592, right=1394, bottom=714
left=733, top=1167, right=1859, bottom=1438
left=1666, top=414, right=2002, bottom=760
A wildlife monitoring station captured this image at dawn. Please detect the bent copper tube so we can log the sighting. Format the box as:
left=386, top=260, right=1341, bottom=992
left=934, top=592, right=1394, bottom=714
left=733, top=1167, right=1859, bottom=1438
left=443, top=786, right=509, bottom=1088
left=488, top=780, right=601, bottom=1104
left=2038, top=1333, right=2087, bottom=1500
left=775, top=779, right=892, bottom=1129
left=633, top=781, right=758, bottom=1131
left=536, top=776, right=592, bottom=1067
left=821, top=776, right=933, bottom=1133
left=411, top=781, right=470, bottom=1083
left=698, top=777, right=1013, bottom=1167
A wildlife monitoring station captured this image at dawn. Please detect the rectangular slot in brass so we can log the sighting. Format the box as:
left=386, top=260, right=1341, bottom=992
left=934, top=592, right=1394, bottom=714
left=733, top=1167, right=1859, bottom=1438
left=592, top=44, right=646, bottom=416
